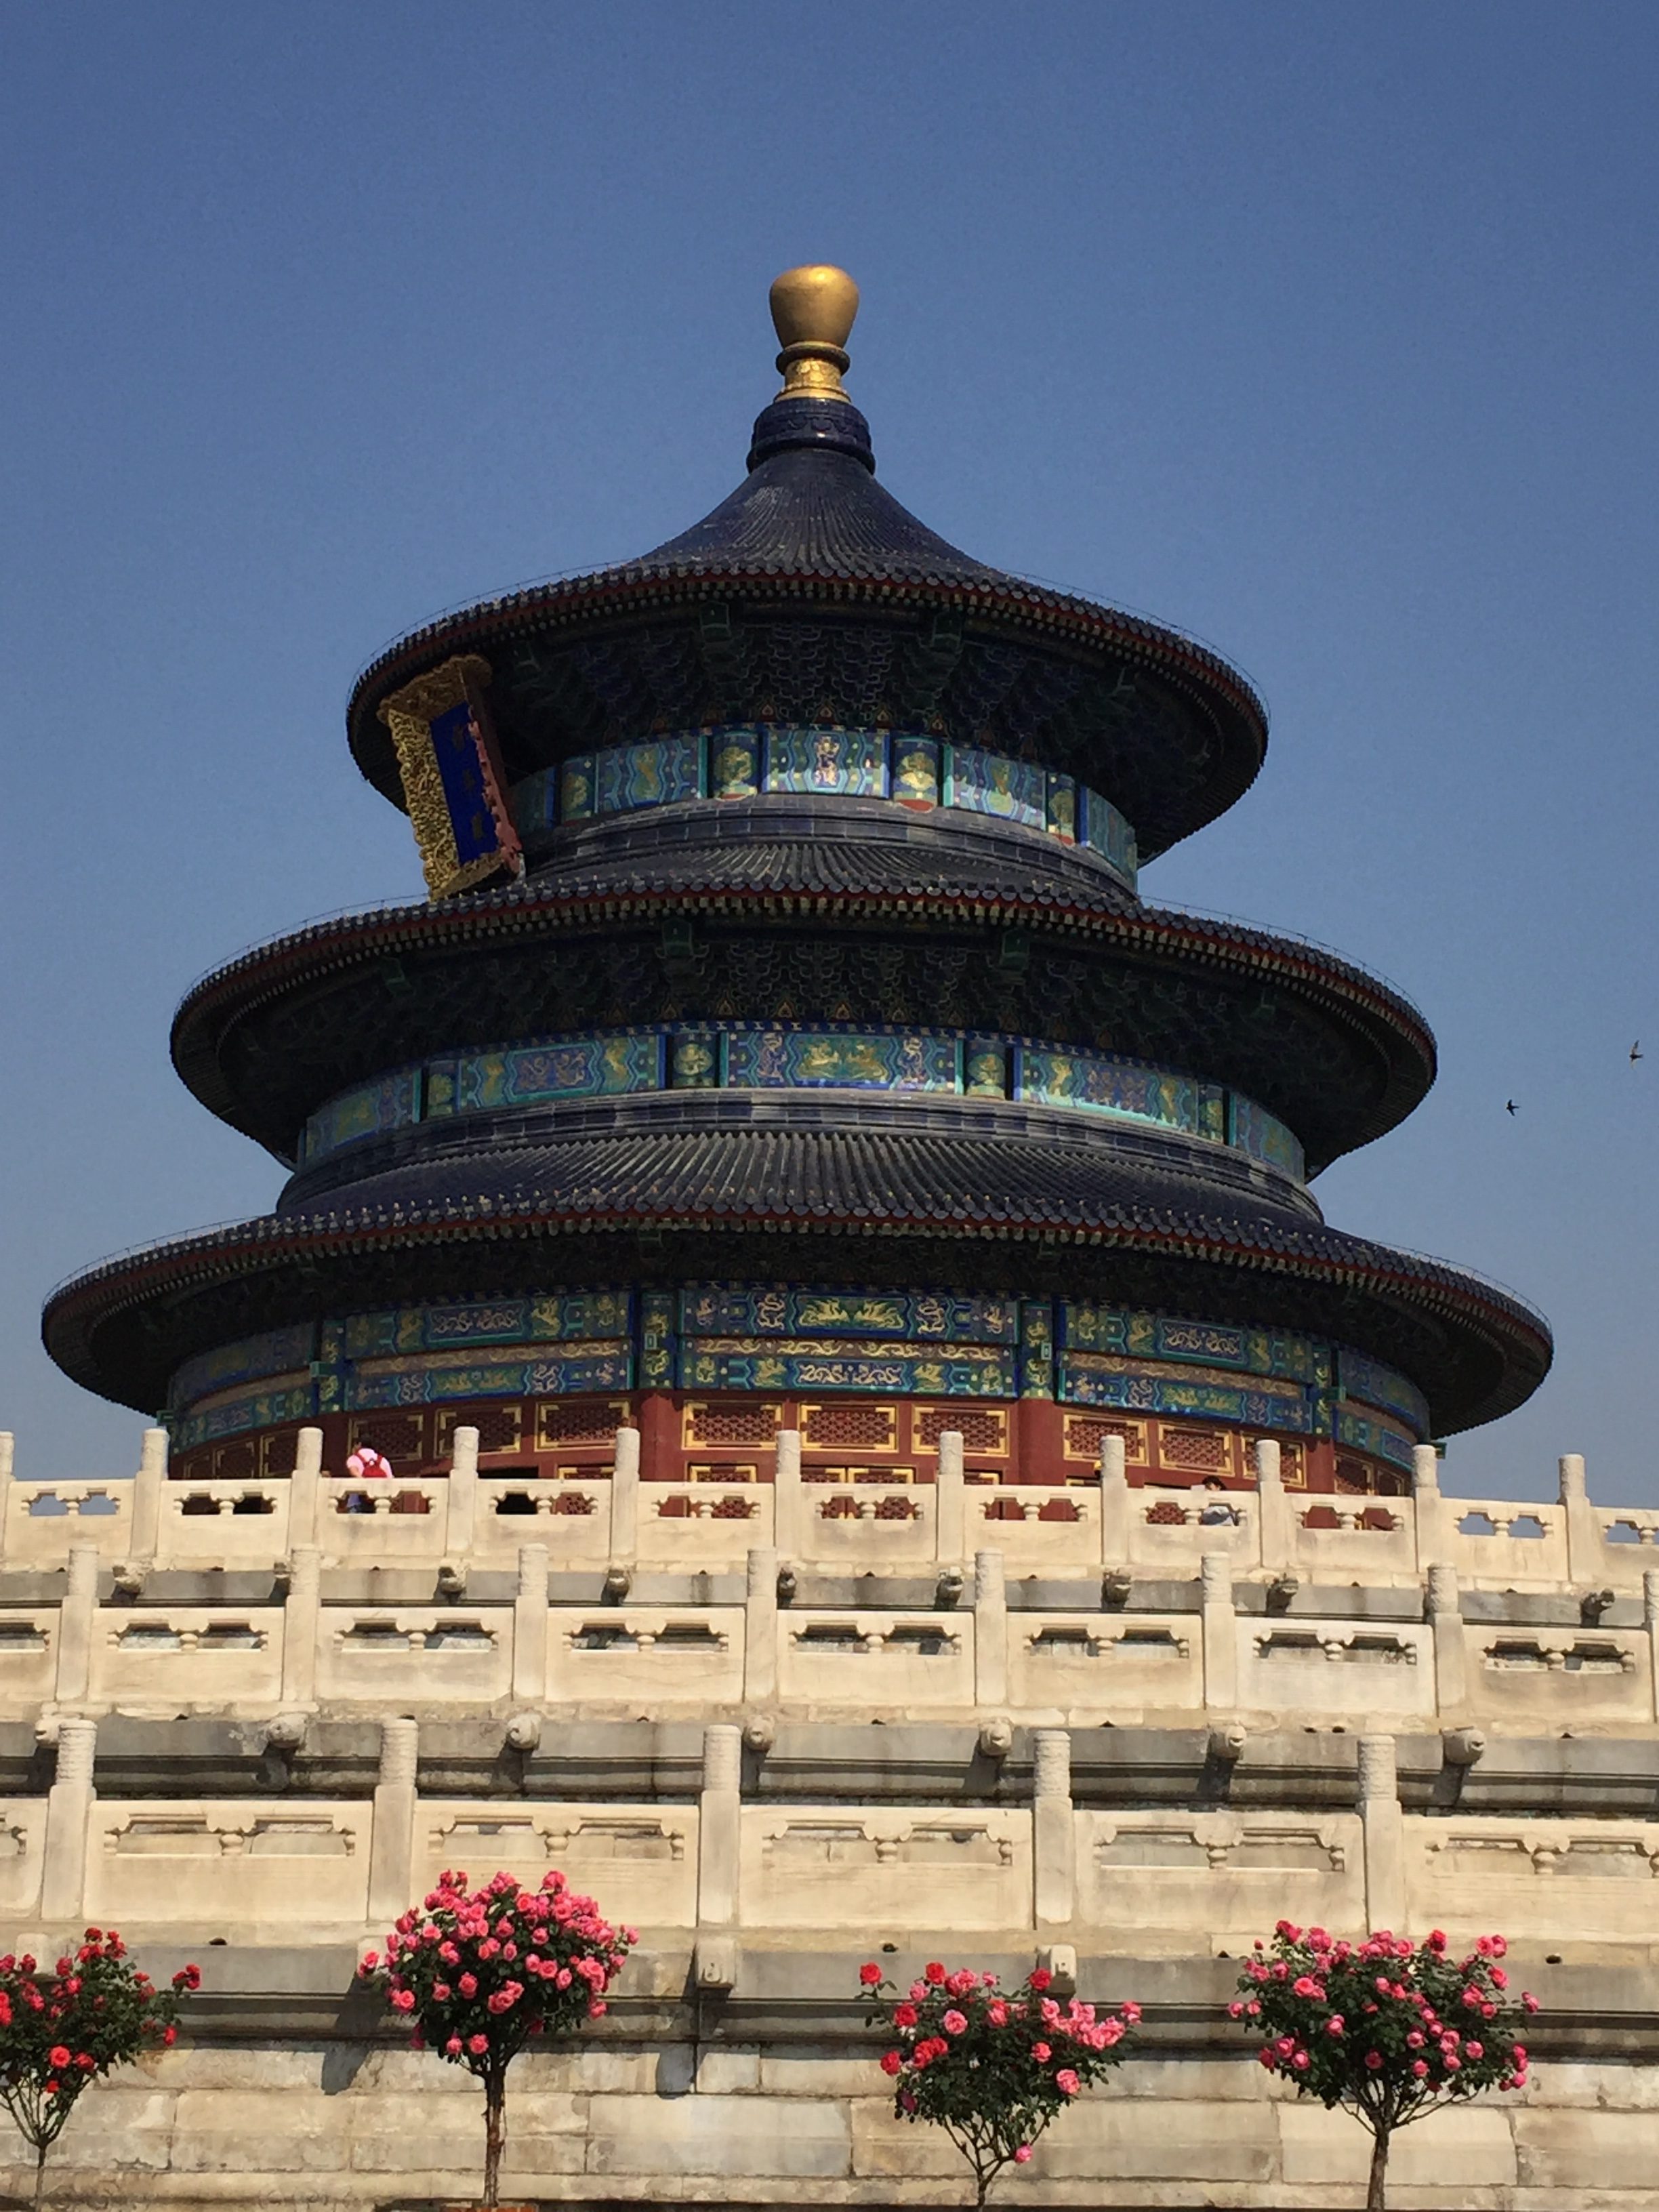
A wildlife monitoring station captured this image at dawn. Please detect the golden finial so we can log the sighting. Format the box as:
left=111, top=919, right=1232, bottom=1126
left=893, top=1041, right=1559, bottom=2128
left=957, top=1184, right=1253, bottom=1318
left=769, top=264, right=860, bottom=402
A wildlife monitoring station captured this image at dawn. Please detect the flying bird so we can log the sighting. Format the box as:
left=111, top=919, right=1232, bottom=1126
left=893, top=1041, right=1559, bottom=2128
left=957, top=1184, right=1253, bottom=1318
left=1505, top=1099, right=1518, bottom=1115
left=1632, top=1042, right=1643, bottom=1063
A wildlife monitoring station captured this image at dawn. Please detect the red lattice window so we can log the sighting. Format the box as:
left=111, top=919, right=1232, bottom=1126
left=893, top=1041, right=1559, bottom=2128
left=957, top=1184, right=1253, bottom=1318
left=1158, top=1426, right=1229, bottom=1473
left=349, top=1414, right=427, bottom=1464
left=1146, top=1499, right=1188, bottom=1525
left=547, top=1490, right=597, bottom=1515
left=915, top=1406, right=1007, bottom=1454
left=819, top=1494, right=861, bottom=1519
left=535, top=1400, right=627, bottom=1448
left=802, top=1403, right=896, bottom=1450
left=1334, top=1455, right=1373, bottom=1494
left=710, top=1495, right=759, bottom=1519
left=438, top=1406, right=522, bottom=1456
left=874, top=1494, right=919, bottom=1520
left=686, top=1401, right=780, bottom=1447
left=262, top=1430, right=300, bottom=1479
left=1279, top=1439, right=1307, bottom=1490
left=1063, top=1415, right=1145, bottom=1463
left=213, top=1441, right=257, bottom=1483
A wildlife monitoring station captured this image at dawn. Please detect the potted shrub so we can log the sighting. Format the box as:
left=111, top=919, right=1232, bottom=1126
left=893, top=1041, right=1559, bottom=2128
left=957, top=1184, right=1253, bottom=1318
left=1238, top=1920, right=1535, bottom=2209
left=0, top=1927, right=198, bottom=2206
left=362, top=1866, right=634, bottom=2211
left=860, top=1959, right=1139, bottom=2205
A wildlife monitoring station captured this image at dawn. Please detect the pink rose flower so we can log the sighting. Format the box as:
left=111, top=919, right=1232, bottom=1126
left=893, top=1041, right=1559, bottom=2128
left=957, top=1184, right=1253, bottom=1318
left=1014, top=2146, right=1031, bottom=2164
left=1055, top=2068, right=1080, bottom=2095
left=942, top=2010, right=968, bottom=2036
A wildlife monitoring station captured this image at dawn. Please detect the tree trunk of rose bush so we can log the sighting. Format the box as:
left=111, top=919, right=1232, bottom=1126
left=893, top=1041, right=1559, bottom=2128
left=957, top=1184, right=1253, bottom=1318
left=482, top=2068, right=506, bottom=2209
left=1367, top=2125, right=1389, bottom=2211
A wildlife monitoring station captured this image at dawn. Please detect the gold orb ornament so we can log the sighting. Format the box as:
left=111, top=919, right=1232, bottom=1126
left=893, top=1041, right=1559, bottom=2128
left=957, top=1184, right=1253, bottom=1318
left=769, top=264, right=860, bottom=401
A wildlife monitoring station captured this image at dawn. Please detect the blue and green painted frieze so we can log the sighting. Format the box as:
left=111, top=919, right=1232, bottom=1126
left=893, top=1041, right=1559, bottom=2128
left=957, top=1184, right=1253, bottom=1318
left=166, top=1282, right=1425, bottom=1463
left=299, top=1023, right=1307, bottom=1184
left=508, top=724, right=1139, bottom=886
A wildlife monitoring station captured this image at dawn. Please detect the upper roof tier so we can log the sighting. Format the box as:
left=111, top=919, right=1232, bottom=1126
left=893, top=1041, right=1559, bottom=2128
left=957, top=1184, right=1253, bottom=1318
left=346, top=269, right=1267, bottom=863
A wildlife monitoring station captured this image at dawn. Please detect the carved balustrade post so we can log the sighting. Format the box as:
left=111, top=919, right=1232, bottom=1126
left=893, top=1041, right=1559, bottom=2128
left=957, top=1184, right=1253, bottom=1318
left=694, top=1723, right=743, bottom=1992
left=773, top=1429, right=804, bottom=1561
left=935, top=1431, right=966, bottom=1567
left=1254, top=1437, right=1291, bottom=1577
left=1559, top=1453, right=1601, bottom=1584
left=1200, top=1550, right=1237, bottom=1711
left=611, top=1425, right=640, bottom=1564
left=1426, top=1561, right=1468, bottom=1715
left=1033, top=1727, right=1075, bottom=1930
left=1097, top=1433, right=1130, bottom=1569
left=41, top=1717, right=98, bottom=1922
left=445, top=1425, right=479, bottom=1557
left=512, top=1544, right=549, bottom=1705
left=280, top=1544, right=321, bottom=1706
left=130, top=1427, right=167, bottom=1564
left=743, top=1547, right=779, bottom=1708
left=368, top=1717, right=419, bottom=1924
left=1357, top=1733, right=1406, bottom=1933
left=289, top=1426, right=324, bottom=1553
left=974, top=1547, right=1008, bottom=1709
left=54, top=1543, right=99, bottom=1706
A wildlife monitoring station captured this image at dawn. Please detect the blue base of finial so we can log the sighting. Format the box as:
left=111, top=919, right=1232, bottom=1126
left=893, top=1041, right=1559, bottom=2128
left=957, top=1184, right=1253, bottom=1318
left=747, top=395, right=875, bottom=472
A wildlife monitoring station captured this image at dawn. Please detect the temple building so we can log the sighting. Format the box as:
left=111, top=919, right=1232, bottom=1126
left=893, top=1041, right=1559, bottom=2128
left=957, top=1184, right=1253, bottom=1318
left=45, top=264, right=1548, bottom=1507
left=4, top=269, right=1655, bottom=2206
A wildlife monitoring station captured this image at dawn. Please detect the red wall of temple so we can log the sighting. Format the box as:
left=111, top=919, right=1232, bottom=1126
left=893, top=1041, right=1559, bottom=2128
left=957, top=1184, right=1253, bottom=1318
left=170, top=1392, right=1410, bottom=1498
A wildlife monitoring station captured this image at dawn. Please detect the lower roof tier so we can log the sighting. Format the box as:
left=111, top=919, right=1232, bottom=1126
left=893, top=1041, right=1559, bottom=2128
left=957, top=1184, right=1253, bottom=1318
left=44, top=1116, right=1550, bottom=1434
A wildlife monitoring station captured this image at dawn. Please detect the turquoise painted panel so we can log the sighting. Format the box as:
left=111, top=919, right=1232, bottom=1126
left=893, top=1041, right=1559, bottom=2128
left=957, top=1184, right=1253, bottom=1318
left=1080, top=787, right=1137, bottom=880
left=300, top=1068, right=420, bottom=1164
left=724, top=1027, right=958, bottom=1091
left=1045, top=773, right=1079, bottom=843
left=172, top=1382, right=316, bottom=1450
left=508, top=767, right=559, bottom=836
left=763, top=726, right=888, bottom=796
left=453, top=1032, right=662, bottom=1111
left=171, top=1324, right=316, bottom=1412
left=1058, top=1356, right=1317, bottom=1433
left=1338, top=1350, right=1430, bottom=1437
left=669, top=1029, right=721, bottom=1088
left=346, top=1347, right=632, bottom=1409
left=1018, top=1048, right=1225, bottom=1141
left=594, top=733, right=703, bottom=815
left=943, top=744, right=1046, bottom=830
left=1334, top=1405, right=1416, bottom=1469
left=710, top=727, right=761, bottom=798
left=559, top=755, right=596, bottom=821
left=1229, top=1094, right=1307, bottom=1182
left=1059, top=1304, right=1328, bottom=1385
left=679, top=1344, right=1017, bottom=1397
left=679, top=1286, right=1021, bottom=1345
left=889, top=735, right=941, bottom=806
left=964, top=1039, right=1008, bottom=1098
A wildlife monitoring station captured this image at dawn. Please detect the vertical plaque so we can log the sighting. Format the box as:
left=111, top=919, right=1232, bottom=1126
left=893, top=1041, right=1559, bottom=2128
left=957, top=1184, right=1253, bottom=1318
left=377, top=655, right=523, bottom=900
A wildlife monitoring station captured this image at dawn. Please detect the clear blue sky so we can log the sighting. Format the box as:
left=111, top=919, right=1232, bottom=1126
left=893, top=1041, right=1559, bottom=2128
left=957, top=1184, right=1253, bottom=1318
left=3, top=1, right=1655, bottom=1502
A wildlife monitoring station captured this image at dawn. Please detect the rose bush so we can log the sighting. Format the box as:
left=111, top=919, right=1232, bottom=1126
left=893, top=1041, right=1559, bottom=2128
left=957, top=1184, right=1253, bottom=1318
left=0, top=1928, right=198, bottom=2206
left=1236, top=1922, right=1534, bottom=2209
left=860, top=1960, right=1139, bottom=2205
left=361, top=1868, right=634, bottom=2209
